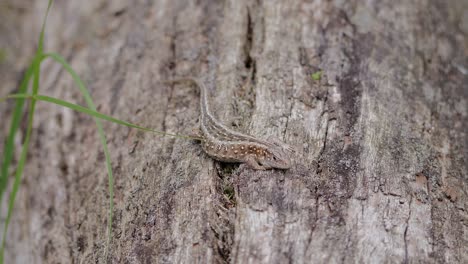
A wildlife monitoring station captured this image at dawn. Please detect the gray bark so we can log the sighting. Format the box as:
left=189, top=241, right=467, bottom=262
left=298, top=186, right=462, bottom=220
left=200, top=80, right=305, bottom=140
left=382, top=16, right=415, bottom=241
left=0, top=0, right=467, bottom=263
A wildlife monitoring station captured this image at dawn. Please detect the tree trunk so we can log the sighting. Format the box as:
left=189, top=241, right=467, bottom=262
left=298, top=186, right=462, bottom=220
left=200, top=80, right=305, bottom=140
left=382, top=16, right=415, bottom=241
left=0, top=0, right=467, bottom=263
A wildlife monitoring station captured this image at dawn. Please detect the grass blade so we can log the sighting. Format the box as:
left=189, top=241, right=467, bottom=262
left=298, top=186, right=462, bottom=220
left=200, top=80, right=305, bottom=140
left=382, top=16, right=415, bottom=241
left=0, top=55, right=43, bottom=264
left=0, top=63, right=35, bottom=210
left=0, top=1, right=53, bottom=261
left=37, top=0, right=53, bottom=54
left=0, top=91, right=37, bottom=262
left=1, top=94, right=198, bottom=141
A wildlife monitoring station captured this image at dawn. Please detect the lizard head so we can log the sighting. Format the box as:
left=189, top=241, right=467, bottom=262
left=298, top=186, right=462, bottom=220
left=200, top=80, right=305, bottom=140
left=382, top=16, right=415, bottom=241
left=258, top=146, right=292, bottom=170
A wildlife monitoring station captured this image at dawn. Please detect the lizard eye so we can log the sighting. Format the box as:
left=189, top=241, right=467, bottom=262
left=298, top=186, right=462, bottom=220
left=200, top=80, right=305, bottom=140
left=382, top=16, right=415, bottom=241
left=273, top=156, right=277, bottom=161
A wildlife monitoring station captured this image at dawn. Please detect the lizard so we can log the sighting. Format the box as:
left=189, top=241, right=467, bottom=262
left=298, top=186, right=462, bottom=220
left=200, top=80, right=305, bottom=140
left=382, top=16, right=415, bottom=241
left=164, top=77, right=292, bottom=170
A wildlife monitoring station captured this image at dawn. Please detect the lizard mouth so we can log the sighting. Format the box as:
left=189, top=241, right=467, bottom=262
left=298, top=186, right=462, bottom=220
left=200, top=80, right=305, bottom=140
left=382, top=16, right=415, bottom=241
left=258, top=160, right=270, bottom=169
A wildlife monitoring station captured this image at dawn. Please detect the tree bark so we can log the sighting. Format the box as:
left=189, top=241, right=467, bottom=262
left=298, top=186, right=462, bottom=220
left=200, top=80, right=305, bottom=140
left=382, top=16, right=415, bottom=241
left=0, top=0, right=467, bottom=263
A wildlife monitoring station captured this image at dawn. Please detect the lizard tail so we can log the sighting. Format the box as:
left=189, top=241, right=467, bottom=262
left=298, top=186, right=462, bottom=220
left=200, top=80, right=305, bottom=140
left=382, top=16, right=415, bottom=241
left=161, top=77, right=210, bottom=117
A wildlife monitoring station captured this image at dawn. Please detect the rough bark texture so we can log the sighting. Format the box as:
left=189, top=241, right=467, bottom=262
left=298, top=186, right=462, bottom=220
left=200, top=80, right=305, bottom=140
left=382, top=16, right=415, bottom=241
left=0, top=0, right=467, bottom=263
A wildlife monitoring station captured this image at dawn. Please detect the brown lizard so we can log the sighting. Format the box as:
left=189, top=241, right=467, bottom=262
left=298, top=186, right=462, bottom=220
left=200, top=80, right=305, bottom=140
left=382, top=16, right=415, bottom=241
left=165, top=77, right=291, bottom=170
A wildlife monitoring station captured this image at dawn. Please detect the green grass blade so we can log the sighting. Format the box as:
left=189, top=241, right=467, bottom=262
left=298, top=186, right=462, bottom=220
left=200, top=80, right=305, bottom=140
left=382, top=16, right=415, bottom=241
left=1, top=94, right=198, bottom=141
left=0, top=53, right=43, bottom=264
left=37, top=0, right=53, bottom=53
left=0, top=92, right=37, bottom=262
left=0, top=1, right=52, bottom=261
left=43, top=53, right=102, bottom=109
left=0, top=63, right=35, bottom=210
left=0, top=0, right=52, bottom=196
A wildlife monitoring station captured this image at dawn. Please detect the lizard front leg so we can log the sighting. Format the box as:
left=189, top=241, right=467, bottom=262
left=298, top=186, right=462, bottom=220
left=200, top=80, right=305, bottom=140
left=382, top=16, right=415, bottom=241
left=244, top=155, right=266, bottom=170
left=189, top=126, right=203, bottom=140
